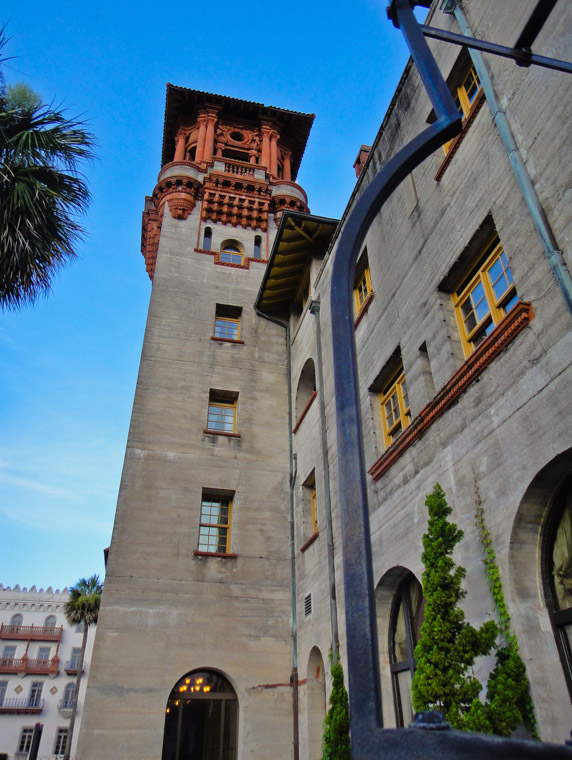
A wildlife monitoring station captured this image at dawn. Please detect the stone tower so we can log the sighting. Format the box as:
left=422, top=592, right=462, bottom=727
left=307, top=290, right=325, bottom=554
left=78, top=86, right=314, bottom=760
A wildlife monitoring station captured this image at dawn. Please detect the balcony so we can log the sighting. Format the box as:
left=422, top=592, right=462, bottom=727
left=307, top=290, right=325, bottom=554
left=0, top=697, right=44, bottom=714
left=0, top=656, right=59, bottom=676
left=64, top=660, right=84, bottom=675
left=0, top=624, right=63, bottom=642
left=57, top=698, right=73, bottom=718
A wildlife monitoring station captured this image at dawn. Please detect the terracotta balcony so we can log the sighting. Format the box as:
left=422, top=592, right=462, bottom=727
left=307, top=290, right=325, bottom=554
left=0, top=624, right=63, bottom=642
left=0, top=697, right=44, bottom=714
left=0, top=655, right=59, bottom=676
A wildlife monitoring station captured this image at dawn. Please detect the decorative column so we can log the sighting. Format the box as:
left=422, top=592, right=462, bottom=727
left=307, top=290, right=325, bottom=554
left=283, top=150, right=292, bottom=182
left=195, top=116, right=207, bottom=163
left=203, top=107, right=220, bottom=163
left=270, top=132, right=279, bottom=177
left=174, top=131, right=187, bottom=162
left=261, top=122, right=272, bottom=170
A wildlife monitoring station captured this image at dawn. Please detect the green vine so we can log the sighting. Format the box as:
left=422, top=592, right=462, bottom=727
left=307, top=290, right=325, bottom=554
left=472, top=476, right=539, bottom=739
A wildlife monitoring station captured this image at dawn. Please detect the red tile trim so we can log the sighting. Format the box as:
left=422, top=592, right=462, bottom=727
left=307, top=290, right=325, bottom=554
left=300, top=531, right=319, bottom=553
left=210, top=336, right=245, bottom=345
left=368, top=301, right=535, bottom=482
left=434, top=88, right=486, bottom=182
left=193, top=551, right=238, bottom=559
left=354, top=291, right=375, bottom=329
left=203, top=429, right=241, bottom=438
left=293, top=390, right=318, bottom=434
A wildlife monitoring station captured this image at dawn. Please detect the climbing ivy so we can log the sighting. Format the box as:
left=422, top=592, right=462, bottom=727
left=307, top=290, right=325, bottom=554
left=411, top=483, right=498, bottom=729
left=321, top=652, right=351, bottom=760
left=471, top=478, right=539, bottom=738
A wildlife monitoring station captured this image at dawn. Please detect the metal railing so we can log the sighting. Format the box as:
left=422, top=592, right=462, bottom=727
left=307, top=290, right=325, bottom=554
left=0, top=697, right=44, bottom=713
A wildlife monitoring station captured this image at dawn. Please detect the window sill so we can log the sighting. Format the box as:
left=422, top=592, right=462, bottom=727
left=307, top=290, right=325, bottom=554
left=194, top=550, right=237, bottom=559
left=354, top=292, right=375, bottom=329
left=210, top=336, right=245, bottom=345
left=434, top=88, right=485, bottom=182
left=300, top=531, right=319, bottom=553
left=195, top=248, right=266, bottom=270
left=293, top=390, right=318, bottom=434
left=369, top=300, right=534, bottom=482
left=203, top=429, right=241, bottom=438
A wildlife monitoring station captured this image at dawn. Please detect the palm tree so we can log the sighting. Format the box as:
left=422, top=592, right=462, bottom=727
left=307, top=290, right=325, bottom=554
left=0, top=32, right=95, bottom=309
left=63, top=574, right=103, bottom=760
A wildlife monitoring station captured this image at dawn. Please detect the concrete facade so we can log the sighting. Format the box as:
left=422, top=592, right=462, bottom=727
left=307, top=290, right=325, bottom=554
left=80, top=1, right=572, bottom=758
left=0, top=585, right=95, bottom=760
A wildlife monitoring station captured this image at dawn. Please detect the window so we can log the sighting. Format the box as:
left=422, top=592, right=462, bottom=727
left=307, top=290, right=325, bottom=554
left=453, top=235, right=519, bottom=357
left=220, top=240, right=243, bottom=265
left=0, top=681, right=7, bottom=706
left=75, top=621, right=85, bottom=634
left=380, top=368, right=411, bottom=448
left=203, top=226, right=212, bottom=251
left=310, top=485, right=318, bottom=535
left=389, top=574, right=425, bottom=727
left=198, top=494, right=232, bottom=554
left=70, top=647, right=82, bottom=669
left=254, top=235, right=262, bottom=259
left=354, top=267, right=372, bottom=314
left=54, top=727, right=69, bottom=757
left=37, top=647, right=51, bottom=661
left=28, top=681, right=43, bottom=708
left=444, top=65, right=482, bottom=153
left=62, top=683, right=75, bottom=710
left=2, top=645, right=16, bottom=663
left=206, top=392, right=238, bottom=434
left=10, top=613, right=23, bottom=628
left=19, top=727, right=34, bottom=754
left=213, top=304, right=242, bottom=341
left=44, top=615, right=56, bottom=628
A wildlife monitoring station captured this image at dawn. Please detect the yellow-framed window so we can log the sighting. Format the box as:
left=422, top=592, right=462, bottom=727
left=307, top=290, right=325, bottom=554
left=444, top=65, right=481, bottom=152
left=214, top=315, right=240, bottom=340
left=220, top=243, right=243, bottom=265
left=311, top=485, right=318, bottom=535
left=452, top=236, right=519, bottom=357
left=354, top=267, right=372, bottom=313
left=207, top=397, right=237, bottom=433
left=198, top=496, right=232, bottom=553
left=380, top=369, right=411, bottom=449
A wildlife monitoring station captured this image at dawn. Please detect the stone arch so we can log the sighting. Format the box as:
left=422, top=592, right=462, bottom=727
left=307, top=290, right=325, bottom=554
left=375, top=566, right=423, bottom=728
left=296, top=358, right=316, bottom=421
left=305, top=646, right=326, bottom=760
left=509, top=448, right=572, bottom=740
left=161, top=668, right=238, bottom=760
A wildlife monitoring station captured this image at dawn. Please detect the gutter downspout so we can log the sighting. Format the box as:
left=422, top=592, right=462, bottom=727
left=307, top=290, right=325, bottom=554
left=255, top=307, right=299, bottom=760
left=445, top=0, right=572, bottom=317
left=309, top=299, right=340, bottom=664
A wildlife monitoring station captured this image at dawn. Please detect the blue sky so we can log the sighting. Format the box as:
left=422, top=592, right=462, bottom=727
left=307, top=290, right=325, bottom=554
left=0, top=0, right=421, bottom=590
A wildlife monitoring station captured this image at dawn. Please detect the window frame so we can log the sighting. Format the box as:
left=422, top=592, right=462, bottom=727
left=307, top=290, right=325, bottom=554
left=354, top=266, right=372, bottom=314
left=19, top=727, right=34, bottom=754
left=214, top=315, right=241, bottom=341
left=219, top=241, right=244, bottom=265
left=380, top=368, right=411, bottom=449
left=197, top=495, right=233, bottom=555
left=452, top=235, right=519, bottom=358
left=206, top=393, right=238, bottom=435
left=54, top=727, right=69, bottom=757
left=62, top=682, right=76, bottom=710
left=37, top=646, right=51, bottom=661
left=444, top=65, right=482, bottom=153
left=28, top=681, right=43, bottom=707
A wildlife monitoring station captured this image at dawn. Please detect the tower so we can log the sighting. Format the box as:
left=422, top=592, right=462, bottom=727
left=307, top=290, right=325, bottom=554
left=78, top=87, right=314, bottom=760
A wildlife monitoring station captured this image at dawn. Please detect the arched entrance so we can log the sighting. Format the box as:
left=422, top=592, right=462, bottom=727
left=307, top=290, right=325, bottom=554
left=161, top=670, right=238, bottom=760
left=306, top=647, right=326, bottom=760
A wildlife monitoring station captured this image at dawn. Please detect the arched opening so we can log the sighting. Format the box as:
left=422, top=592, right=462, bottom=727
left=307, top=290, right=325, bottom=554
left=296, top=359, right=316, bottom=421
left=161, top=669, right=238, bottom=760
left=253, top=235, right=262, bottom=260
left=375, top=567, right=424, bottom=727
left=44, top=615, right=56, bottom=628
left=306, top=647, right=326, bottom=760
left=203, top=227, right=212, bottom=251
left=220, top=240, right=243, bottom=265
left=10, top=613, right=23, bottom=628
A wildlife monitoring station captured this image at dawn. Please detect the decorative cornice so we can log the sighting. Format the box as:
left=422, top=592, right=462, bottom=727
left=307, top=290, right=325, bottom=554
left=368, top=301, right=535, bottom=481
left=293, top=390, right=318, bottom=434
left=434, top=88, right=486, bottom=182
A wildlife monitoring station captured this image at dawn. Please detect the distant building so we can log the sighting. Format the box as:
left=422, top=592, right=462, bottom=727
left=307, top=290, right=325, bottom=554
left=0, top=585, right=94, bottom=759
left=79, top=1, right=572, bottom=758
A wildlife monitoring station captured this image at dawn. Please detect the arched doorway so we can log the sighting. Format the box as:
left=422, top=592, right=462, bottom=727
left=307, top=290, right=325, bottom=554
left=306, top=647, right=326, bottom=760
left=161, top=670, right=238, bottom=760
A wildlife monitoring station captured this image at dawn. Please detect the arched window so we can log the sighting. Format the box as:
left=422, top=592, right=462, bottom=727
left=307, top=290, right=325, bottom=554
left=543, top=474, right=572, bottom=696
left=63, top=683, right=75, bottom=709
left=295, top=359, right=316, bottom=421
left=389, top=573, right=424, bottom=726
left=203, top=227, right=212, bottom=251
left=306, top=648, right=326, bottom=760
left=253, top=235, right=262, bottom=260
left=44, top=615, right=57, bottom=628
left=220, top=241, right=243, bottom=265
left=10, top=613, right=23, bottom=628
left=162, top=670, right=238, bottom=760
